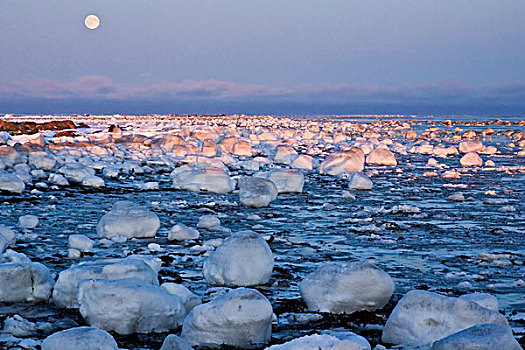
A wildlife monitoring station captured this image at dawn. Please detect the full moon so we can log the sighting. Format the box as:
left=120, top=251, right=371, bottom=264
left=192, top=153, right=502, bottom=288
left=84, top=15, right=100, bottom=30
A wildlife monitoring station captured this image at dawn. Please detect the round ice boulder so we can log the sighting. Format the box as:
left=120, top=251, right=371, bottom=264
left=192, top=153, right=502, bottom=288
left=172, top=166, right=234, bottom=193
left=458, top=293, right=499, bottom=311
left=58, top=163, right=96, bottom=183
left=382, top=290, right=510, bottom=347
left=29, top=154, right=56, bottom=171
left=68, top=234, right=95, bottom=252
left=168, top=223, right=200, bottom=241
left=53, top=257, right=159, bottom=308
left=203, top=230, right=274, bottom=286
left=0, top=226, right=16, bottom=246
left=97, top=201, right=160, bottom=239
left=0, top=172, right=25, bottom=194
left=299, top=261, right=394, bottom=314
left=266, top=333, right=371, bottom=350
left=181, top=288, right=273, bottom=348
left=196, top=214, right=221, bottom=229
left=238, top=176, right=278, bottom=208
left=0, top=262, right=54, bottom=302
left=319, top=148, right=365, bottom=176
left=460, top=152, right=483, bottom=167
left=256, top=169, right=304, bottom=193
left=459, top=140, right=483, bottom=153
left=366, top=148, right=397, bottom=166
left=160, top=334, right=194, bottom=350
left=430, top=323, right=521, bottom=350
left=161, top=282, right=202, bottom=314
left=82, top=175, right=105, bottom=188
left=78, top=278, right=186, bottom=335
left=348, top=172, right=373, bottom=190
left=42, top=327, right=118, bottom=350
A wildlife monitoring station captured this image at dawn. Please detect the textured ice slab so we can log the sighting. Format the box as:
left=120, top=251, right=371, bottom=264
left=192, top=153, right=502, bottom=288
left=299, top=261, right=394, bottom=314
left=181, top=288, right=273, bottom=348
left=430, top=323, right=521, bottom=350
left=0, top=262, right=54, bottom=302
left=53, top=257, right=159, bottom=308
left=172, top=166, right=234, bottom=193
left=78, top=278, right=185, bottom=335
left=238, top=176, right=278, bottom=208
left=382, top=290, right=510, bottom=347
left=266, top=333, right=371, bottom=350
left=97, top=201, right=160, bottom=239
left=42, top=327, right=118, bottom=350
left=203, top=230, right=274, bottom=286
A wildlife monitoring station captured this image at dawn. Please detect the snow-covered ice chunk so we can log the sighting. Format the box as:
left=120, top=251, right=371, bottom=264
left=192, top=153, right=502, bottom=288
left=238, top=176, right=278, bottom=208
left=266, top=333, right=370, bottom=350
left=97, top=201, right=160, bottom=239
left=3, top=314, right=38, bottom=337
left=430, top=323, right=521, bottom=350
left=78, top=278, right=185, bottom=335
left=52, top=257, right=159, bottom=308
left=168, top=223, right=200, bottom=241
left=161, top=282, right=202, bottom=314
left=291, top=154, right=313, bottom=170
left=172, top=166, right=234, bottom=193
left=256, top=169, right=304, bottom=193
left=58, top=163, right=95, bottom=183
left=320, top=148, right=365, bottom=176
left=0, top=172, right=25, bottom=194
left=299, top=261, right=394, bottom=314
left=0, top=235, right=7, bottom=254
left=42, top=327, right=118, bottom=350
left=29, top=154, right=56, bottom=171
left=48, top=173, right=69, bottom=186
left=366, top=148, right=397, bottom=166
left=458, top=293, right=499, bottom=312
left=348, top=172, right=373, bottom=190
left=68, top=234, right=94, bottom=252
left=382, top=290, right=510, bottom=347
left=0, top=262, right=54, bottom=302
left=181, top=288, right=273, bottom=348
left=196, top=215, right=220, bottom=229
left=459, top=140, right=484, bottom=153
left=0, top=226, right=16, bottom=246
left=447, top=192, right=465, bottom=202
left=460, top=152, right=483, bottom=167
left=203, top=230, right=274, bottom=286
left=82, top=175, right=105, bottom=188
left=160, top=334, right=194, bottom=350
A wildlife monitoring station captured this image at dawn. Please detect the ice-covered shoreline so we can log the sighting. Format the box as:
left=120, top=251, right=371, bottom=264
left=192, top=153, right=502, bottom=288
left=0, top=114, right=524, bottom=349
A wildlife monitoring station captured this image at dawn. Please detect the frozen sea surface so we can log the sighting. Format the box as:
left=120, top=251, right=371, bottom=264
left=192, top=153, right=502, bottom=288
left=0, top=114, right=524, bottom=349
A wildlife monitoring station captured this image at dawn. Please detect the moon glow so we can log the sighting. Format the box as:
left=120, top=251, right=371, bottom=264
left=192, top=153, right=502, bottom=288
left=84, top=15, right=100, bottom=30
